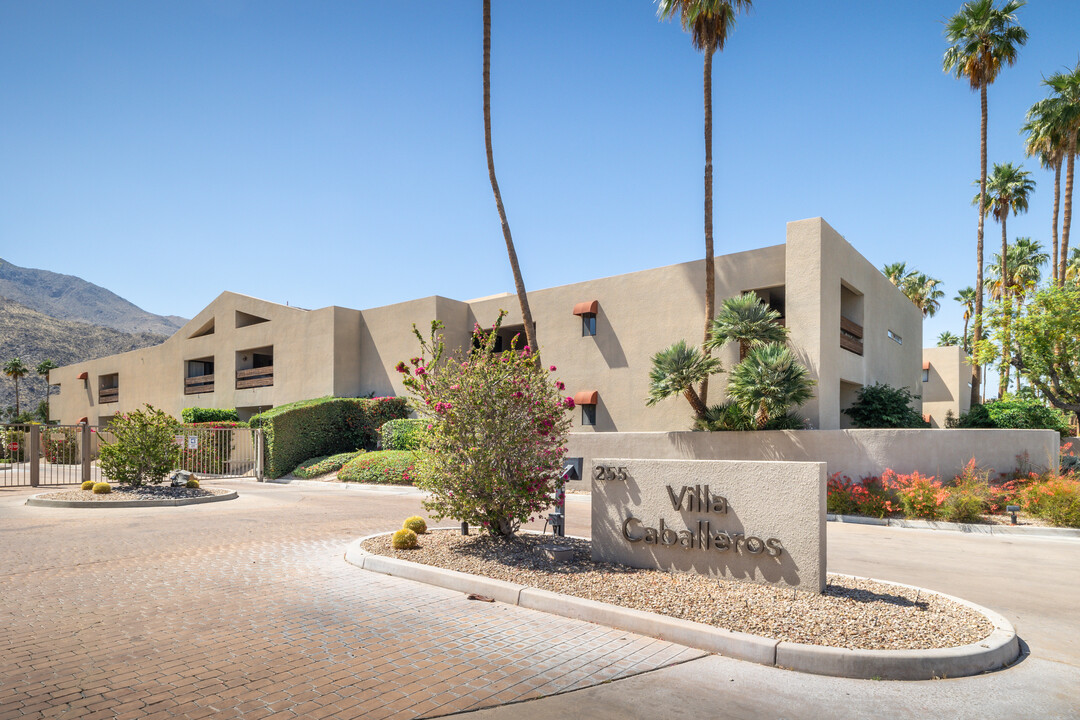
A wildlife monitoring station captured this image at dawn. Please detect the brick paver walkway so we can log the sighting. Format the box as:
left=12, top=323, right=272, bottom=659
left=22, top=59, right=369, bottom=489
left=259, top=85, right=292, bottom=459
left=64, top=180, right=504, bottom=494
left=0, top=482, right=702, bottom=719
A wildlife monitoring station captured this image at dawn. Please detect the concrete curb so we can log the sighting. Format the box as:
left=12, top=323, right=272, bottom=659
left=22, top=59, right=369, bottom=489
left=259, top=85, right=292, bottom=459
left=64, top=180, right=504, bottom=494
left=26, top=489, right=238, bottom=508
left=262, top=478, right=425, bottom=495
left=828, top=513, right=1080, bottom=539
left=344, top=530, right=1019, bottom=680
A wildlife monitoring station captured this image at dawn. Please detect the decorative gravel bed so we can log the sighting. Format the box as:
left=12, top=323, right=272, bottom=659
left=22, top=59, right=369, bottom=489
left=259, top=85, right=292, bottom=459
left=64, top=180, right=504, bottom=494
left=37, top=486, right=232, bottom=502
left=361, top=531, right=993, bottom=651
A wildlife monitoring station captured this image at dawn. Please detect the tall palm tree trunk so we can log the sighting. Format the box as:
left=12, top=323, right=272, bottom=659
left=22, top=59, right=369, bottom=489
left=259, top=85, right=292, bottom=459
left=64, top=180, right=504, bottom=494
left=999, top=214, right=1009, bottom=399
left=1061, top=138, right=1076, bottom=285
left=483, top=0, right=538, bottom=356
left=972, top=84, right=988, bottom=406
left=1052, top=159, right=1062, bottom=285
left=13, top=377, right=19, bottom=417
left=699, top=44, right=716, bottom=407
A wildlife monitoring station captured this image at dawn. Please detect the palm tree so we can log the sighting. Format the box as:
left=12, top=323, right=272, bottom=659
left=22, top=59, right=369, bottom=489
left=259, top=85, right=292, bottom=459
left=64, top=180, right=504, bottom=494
left=483, top=0, right=537, bottom=356
left=882, top=264, right=944, bottom=317
left=646, top=340, right=723, bottom=420
left=1066, top=247, right=1080, bottom=284
left=704, top=292, right=787, bottom=359
left=1023, top=98, right=1066, bottom=282
left=657, top=0, right=753, bottom=407
left=988, top=236, right=1046, bottom=393
left=726, top=343, right=815, bottom=429
left=1042, top=63, right=1080, bottom=285
left=977, top=162, right=1034, bottom=396
left=943, top=0, right=1027, bottom=406
left=3, top=358, right=29, bottom=417
left=906, top=273, right=946, bottom=318
left=955, top=286, right=976, bottom=349
left=938, top=331, right=963, bottom=347
left=881, top=262, right=911, bottom=287
left=36, top=359, right=57, bottom=420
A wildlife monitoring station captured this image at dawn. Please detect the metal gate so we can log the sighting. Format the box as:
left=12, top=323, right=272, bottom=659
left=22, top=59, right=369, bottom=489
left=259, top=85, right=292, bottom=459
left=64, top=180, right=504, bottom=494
left=0, top=424, right=263, bottom=488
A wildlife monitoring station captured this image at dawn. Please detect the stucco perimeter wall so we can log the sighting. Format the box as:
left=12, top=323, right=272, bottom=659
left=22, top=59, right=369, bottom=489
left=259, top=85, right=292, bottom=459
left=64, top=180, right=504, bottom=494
left=566, top=429, right=1060, bottom=488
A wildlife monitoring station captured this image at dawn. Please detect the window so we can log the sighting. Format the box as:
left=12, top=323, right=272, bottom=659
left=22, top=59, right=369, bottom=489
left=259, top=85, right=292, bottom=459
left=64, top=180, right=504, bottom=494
left=922, top=369, right=930, bottom=382
left=888, top=329, right=903, bottom=345
left=582, top=314, right=596, bottom=337
left=582, top=404, right=596, bottom=426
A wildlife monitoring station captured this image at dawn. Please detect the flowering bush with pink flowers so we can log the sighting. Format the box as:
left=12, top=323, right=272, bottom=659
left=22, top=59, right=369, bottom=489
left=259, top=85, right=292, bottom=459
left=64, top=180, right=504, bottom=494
left=397, top=312, right=573, bottom=536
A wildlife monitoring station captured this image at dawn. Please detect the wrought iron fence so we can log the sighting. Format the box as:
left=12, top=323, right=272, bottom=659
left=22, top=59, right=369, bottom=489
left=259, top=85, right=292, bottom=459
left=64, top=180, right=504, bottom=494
left=0, top=424, right=263, bottom=487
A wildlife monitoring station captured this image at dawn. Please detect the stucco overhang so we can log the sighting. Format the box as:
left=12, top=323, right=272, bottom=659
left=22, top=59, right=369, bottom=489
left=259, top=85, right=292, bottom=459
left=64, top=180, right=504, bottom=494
left=574, top=390, right=599, bottom=406
left=572, top=300, right=599, bottom=316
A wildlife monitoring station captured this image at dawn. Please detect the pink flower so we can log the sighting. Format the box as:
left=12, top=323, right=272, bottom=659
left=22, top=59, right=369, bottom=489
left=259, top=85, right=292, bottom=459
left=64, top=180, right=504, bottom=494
left=563, top=397, right=575, bottom=409
left=415, top=366, right=426, bottom=376
left=555, top=381, right=565, bottom=391
left=549, top=365, right=557, bottom=372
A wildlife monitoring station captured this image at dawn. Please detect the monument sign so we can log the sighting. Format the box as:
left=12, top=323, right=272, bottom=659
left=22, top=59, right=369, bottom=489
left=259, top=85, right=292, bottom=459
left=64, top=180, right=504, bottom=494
left=591, top=458, right=827, bottom=592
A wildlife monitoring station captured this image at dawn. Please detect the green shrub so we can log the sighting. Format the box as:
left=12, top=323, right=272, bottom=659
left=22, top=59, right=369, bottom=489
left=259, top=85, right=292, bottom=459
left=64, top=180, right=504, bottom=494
left=403, top=516, right=427, bottom=534
left=185, top=476, right=200, bottom=488
left=293, top=450, right=365, bottom=479
left=379, top=418, right=426, bottom=450
left=92, top=482, right=111, bottom=494
left=391, top=528, right=418, bottom=549
left=98, top=405, right=180, bottom=487
left=45, top=427, right=80, bottom=464
left=940, top=459, right=991, bottom=523
left=842, top=383, right=928, bottom=428
left=80, top=480, right=95, bottom=491
left=954, top=400, right=1070, bottom=437
left=886, top=469, right=944, bottom=520
left=337, top=451, right=418, bottom=484
left=181, top=407, right=240, bottom=424
left=399, top=313, right=572, bottom=536
left=1021, top=476, right=1080, bottom=527
left=249, top=396, right=409, bottom=478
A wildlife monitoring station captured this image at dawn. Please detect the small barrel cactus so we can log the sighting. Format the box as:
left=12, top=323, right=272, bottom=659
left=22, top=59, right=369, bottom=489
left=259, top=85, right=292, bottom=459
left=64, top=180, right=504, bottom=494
left=403, top=516, right=427, bottom=534
left=185, top=477, right=200, bottom=488
left=92, top=482, right=112, bottom=495
left=81, top=480, right=96, bottom=491
left=391, top=528, right=418, bottom=550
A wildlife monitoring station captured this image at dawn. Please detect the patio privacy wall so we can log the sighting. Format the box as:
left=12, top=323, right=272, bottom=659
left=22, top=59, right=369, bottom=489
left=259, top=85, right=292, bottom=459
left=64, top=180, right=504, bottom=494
left=565, top=429, right=1061, bottom=487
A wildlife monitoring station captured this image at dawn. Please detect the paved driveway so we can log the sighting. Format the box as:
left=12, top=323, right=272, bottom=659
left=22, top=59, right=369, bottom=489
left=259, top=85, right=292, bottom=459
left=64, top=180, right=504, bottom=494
left=3, top=480, right=1079, bottom=719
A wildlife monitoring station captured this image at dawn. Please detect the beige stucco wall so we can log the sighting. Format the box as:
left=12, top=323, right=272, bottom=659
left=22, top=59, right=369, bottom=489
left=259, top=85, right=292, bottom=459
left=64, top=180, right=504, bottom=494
left=49, top=293, right=342, bottom=424
left=565, top=429, right=1060, bottom=490
left=922, top=345, right=974, bottom=428
left=785, top=218, right=924, bottom=430
left=48, top=216, right=925, bottom=433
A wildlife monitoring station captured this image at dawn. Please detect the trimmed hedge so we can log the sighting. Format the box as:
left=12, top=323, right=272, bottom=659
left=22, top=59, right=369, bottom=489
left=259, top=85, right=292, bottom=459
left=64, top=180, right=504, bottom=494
left=378, top=418, right=426, bottom=450
left=950, top=399, right=1071, bottom=438
left=338, top=450, right=418, bottom=485
left=294, top=450, right=366, bottom=479
left=181, top=407, right=240, bottom=424
left=250, top=396, right=409, bottom=479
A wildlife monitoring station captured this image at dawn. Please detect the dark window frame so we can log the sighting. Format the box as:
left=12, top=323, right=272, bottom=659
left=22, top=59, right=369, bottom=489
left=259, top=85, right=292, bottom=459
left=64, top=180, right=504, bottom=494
left=581, top=314, right=596, bottom=337
left=581, top=404, right=597, bottom=426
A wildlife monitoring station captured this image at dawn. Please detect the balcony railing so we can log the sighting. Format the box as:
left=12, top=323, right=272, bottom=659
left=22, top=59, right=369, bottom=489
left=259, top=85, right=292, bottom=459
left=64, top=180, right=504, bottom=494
left=99, top=387, right=119, bottom=404
left=185, top=374, right=215, bottom=395
left=840, top=316, right=864, bottom=356
left=236, top=366, right=274, bottom=389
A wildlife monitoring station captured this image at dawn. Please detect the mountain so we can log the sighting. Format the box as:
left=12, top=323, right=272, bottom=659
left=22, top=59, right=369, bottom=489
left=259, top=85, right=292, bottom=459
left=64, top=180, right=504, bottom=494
left=0, top=296, right=168, bottom=416
left=0, top=258, right=186, bottom=336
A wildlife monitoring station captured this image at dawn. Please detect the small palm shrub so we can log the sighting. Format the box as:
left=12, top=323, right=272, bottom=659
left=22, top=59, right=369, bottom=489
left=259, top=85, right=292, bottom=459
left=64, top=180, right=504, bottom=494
left=92, top=482, right=112, bottom=494
left=81, top=480, right=96, bottom=491
left=391, top=528, right=418, bottom=549
left=293, top=451, right=365, bottom=479
left=403, top=516, right=427, bottom=534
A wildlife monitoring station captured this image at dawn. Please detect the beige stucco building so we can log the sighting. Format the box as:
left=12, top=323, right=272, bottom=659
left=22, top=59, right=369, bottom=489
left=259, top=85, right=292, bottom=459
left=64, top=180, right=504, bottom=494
left=921, top=345, right=975, bottom=428
left=49, top=217, right=924, bottom=431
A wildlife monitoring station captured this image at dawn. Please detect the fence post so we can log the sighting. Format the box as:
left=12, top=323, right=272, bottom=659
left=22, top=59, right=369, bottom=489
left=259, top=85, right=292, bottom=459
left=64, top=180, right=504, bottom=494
left=29, top=425, right=40, bottom=487
left=81, top=424, right=92, bottom=485
left=254, top=428, right=265, bottom=482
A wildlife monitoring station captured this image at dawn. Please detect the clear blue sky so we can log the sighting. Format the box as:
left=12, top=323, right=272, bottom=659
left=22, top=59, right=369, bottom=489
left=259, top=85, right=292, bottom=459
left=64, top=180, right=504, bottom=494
left=1, top=0, right=1078, bottom=351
